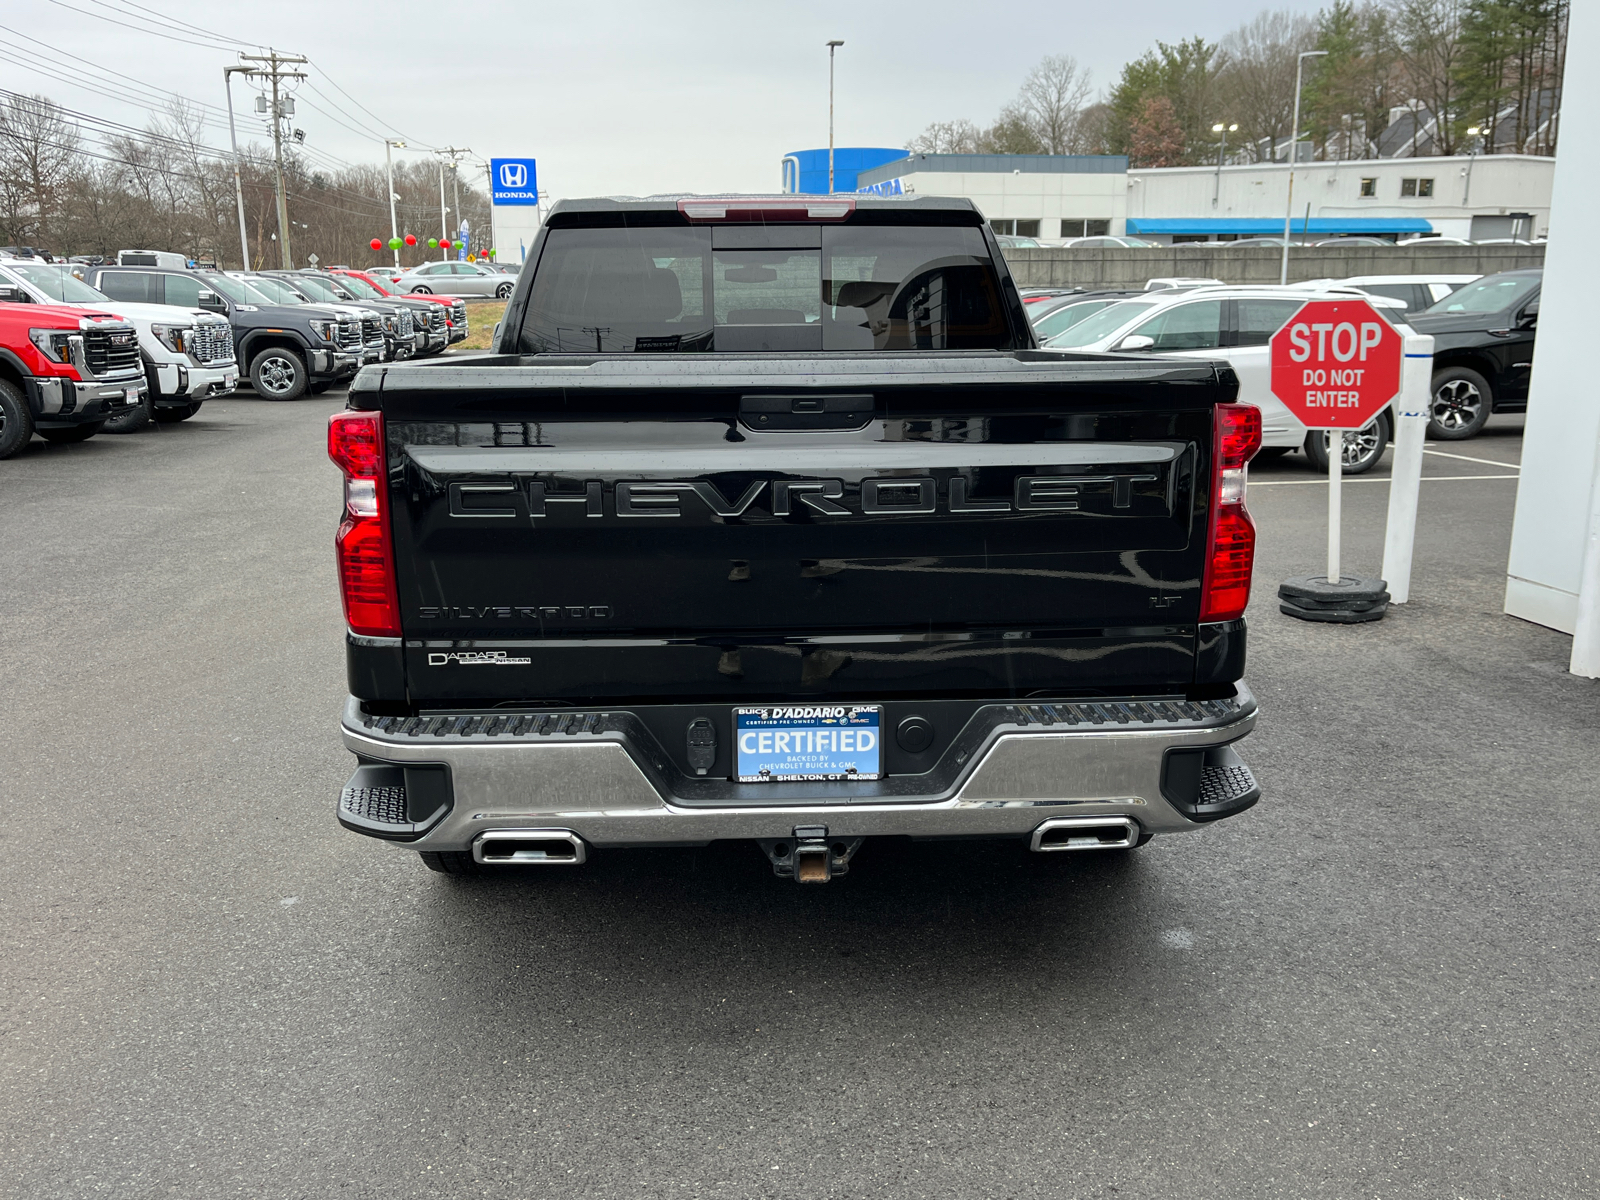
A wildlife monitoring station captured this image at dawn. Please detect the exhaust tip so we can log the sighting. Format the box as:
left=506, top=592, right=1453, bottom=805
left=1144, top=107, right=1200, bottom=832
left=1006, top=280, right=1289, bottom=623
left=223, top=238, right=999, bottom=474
left=472, top=829, right=587, bottom=865
left=1030, top=816, right=1139, bottom=853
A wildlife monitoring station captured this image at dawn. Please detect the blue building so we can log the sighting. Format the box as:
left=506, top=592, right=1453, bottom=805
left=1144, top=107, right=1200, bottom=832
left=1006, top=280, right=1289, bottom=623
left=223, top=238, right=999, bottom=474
left=781, top=148, right=907, bottom=195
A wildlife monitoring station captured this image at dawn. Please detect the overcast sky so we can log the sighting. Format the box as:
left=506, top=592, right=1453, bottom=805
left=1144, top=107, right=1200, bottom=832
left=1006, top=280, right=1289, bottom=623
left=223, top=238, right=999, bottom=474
left=13, top=0, right=1331, bottom=199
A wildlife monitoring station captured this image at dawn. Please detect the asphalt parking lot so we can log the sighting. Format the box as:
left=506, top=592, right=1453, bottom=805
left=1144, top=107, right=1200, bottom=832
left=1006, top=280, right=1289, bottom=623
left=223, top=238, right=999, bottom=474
left=2, top=395, right=1595, bottom=1199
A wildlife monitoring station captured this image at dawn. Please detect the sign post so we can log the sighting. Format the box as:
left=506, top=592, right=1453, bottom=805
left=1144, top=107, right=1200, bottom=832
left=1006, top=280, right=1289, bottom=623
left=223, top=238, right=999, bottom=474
left=1269, top=298, right=1404, bottom=623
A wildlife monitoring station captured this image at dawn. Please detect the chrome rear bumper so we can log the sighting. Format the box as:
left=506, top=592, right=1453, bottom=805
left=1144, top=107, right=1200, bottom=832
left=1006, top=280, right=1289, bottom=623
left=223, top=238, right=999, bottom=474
left=338, top=686, right=1259, bottom=851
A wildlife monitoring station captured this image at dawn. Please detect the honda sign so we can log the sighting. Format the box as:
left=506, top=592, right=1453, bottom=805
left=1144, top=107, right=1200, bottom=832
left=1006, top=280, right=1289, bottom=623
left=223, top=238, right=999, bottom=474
left=489, top=157, right=539, bottom=207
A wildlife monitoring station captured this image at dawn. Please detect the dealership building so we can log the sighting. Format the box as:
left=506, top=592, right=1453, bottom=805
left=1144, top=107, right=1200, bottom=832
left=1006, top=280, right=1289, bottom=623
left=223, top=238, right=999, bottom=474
left=827, top=151, right=1555, bottom=243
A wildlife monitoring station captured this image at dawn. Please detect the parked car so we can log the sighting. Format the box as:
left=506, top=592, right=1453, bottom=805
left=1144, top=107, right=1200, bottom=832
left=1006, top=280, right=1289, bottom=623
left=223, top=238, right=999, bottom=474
left=10, top=261, right=236, bottom=429
left=1311, top=237, right=1394, bottom=247
left=330, top=193, right=1264, bottom=878
left=1144, top=277, right=1225, bottom=291
left=116, top=249, right=190, bottom=269
left=1033, top=291, right=1147, bottom=343
left=285, top=271, right=424, bottom=363
left=223, top=272, right=384, bottom=380
left=994, top=234, right=1041, bottom=249
left=1407, top=268, right=1541, bottom=439
left=1305, top=274, right=1480, bottom=315
left=1044, top=285, right=1412, bottom=473
left=1219, top=237, right=1293, bottom=249
left=317, top=270, right=446, bottom=356
left=86, top=265, right=361, bottom=401
left=0, top=294, right=146, bottom=457
left=392, top=260, right=515, bottom=299
left=1063, top=236, right=1155, bottom=249
left=1018, top=287, right=1085, bottom=307
left=1396, top=236, right=1474, bottom=247
left=330, top=270, right=454, bottom=354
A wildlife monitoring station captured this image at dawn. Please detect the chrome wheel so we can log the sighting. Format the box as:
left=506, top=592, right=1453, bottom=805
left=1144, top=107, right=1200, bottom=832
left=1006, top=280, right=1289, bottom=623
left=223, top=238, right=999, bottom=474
left=1431, top=378, right=1483, bottom=433
left=254, top=352, right=300, bottom=398
left=495, top=282, right=513, bottom=299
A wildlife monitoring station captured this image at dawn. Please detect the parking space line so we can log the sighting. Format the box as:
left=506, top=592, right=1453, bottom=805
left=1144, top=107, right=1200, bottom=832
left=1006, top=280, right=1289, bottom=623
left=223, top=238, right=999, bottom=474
left=1252, top=474, right=1521, bottom=487
left=1422, top=448, right=1522, bottom=469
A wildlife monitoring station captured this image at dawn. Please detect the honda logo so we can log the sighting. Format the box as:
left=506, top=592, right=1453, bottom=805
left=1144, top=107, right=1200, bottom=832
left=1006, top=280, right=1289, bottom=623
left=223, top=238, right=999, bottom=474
left=499, top=162, right=527, bottom=189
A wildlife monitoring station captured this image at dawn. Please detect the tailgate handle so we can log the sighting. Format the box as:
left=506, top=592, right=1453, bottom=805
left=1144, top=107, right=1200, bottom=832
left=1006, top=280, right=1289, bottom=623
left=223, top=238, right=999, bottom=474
left=739, top=393, right=874, bottom=430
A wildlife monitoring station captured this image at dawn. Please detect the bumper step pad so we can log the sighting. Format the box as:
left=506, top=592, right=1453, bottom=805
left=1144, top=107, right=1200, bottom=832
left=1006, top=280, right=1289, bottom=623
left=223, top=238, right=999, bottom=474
left=338, top=763, right=452, bottom=840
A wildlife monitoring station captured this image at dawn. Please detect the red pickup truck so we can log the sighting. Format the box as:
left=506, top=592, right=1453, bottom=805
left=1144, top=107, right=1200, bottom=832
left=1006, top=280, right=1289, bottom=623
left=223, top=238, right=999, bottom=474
left=0, top=294, right=147, bottom=459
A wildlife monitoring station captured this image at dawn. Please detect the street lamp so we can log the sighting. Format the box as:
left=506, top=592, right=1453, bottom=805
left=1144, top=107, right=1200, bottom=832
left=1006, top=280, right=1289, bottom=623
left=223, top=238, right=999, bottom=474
left=1212, top=122, right=1237, bottom=209
left=384, top=139, right=406, bottom=269
left=1281, top=49, right=1328, bottom=285
left=222, top=66, right=252, bottom=268
left=826, top=40, right=844, bottom=194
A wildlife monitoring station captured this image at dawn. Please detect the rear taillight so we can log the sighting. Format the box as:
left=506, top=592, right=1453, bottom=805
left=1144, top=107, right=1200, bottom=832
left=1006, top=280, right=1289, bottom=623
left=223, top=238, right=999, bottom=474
left=329, top=410, right=400, bottom=637
left=1200, top=403, right=1262, bottom=624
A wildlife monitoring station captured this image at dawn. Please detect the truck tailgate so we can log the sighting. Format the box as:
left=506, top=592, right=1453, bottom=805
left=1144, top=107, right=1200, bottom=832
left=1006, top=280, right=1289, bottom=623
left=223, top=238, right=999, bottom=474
left=368, top=353, right=1232, bottom=704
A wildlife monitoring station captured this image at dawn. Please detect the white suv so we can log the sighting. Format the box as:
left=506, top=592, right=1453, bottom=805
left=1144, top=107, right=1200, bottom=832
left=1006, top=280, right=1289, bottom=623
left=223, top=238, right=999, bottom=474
left=0, top=259, right=235, bottom=430
left=1041, top=285, right=1413, bottom=474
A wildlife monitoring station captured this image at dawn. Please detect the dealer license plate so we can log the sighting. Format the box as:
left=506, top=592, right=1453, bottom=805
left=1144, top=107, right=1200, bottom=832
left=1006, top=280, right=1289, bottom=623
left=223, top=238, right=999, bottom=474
left=125, top=387, right=140, bottom=403
left=735, top=705, right=882, bottom=783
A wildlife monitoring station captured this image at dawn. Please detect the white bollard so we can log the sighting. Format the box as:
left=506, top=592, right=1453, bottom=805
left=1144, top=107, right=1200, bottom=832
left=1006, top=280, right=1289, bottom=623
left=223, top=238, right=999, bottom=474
left=1381, top=333, right=1435, bottom=604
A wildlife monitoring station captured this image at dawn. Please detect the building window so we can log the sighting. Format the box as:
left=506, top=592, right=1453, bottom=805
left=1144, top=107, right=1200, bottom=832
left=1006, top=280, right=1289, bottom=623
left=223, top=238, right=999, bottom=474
left=1400, top=178, right=1434, bottom=197
left=1417, top=178, right=1433, bottom=197
left=1059, top=219, right=1112, bottom=238
left=990, top=218, right=1041, bottom=238
left=1359, top=178, right=1377, bottom=198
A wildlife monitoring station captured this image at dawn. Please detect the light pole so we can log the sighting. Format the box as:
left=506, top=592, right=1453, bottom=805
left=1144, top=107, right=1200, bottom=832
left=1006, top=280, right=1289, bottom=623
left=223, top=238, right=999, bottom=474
left=1281, top=49, right=1328, bottom=285
left=222, top=66, right=252, bottom=269
left=1211, top=122, right=1237, bottom=209
left=826, top=40, right=844, bottom=194
left=384, top=139, right=405, bottom=269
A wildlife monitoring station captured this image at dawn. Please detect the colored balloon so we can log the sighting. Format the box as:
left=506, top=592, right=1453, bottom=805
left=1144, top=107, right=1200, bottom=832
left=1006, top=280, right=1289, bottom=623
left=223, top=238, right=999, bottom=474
left=404, top=234, right=416, bottom=246
left=440, top=239, right=452, bottom=250
left=428, top=238, right=439, bottom=248
left=388, top=237, right=402, bottom=250
left=370, top=239, right=382, bottom=250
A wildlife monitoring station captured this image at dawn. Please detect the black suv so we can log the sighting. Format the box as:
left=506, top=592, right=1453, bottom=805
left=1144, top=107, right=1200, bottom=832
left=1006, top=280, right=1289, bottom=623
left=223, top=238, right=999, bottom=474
left=1408, top=268, right=1540, bottom=440
left=81, top=265, right=361, bottom=401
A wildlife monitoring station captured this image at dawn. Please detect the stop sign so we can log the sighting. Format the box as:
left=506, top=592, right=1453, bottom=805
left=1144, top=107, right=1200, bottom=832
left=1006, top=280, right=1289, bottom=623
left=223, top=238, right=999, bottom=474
left=1270, top=298, right=1402, bottom=429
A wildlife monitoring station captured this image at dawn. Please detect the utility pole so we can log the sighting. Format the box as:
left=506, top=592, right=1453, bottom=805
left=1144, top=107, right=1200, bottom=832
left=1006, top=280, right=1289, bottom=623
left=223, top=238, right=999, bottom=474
left=222, top=66, right=252, bottom=268
left=436, top=147, right=471, bottom=260
left=238, top=50, right=307, bottom=270
left=1281, top=49, right=1327, bottom=285
left=826, top=41, right=844, bottom=194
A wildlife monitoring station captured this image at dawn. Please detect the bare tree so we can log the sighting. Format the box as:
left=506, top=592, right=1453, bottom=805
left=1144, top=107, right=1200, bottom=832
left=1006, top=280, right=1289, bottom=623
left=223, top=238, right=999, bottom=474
left=1215, top=10, right=1319, bottom=161
left=0, top=94, right=82, bottom=246
left=1015, top=54, right=1094, bottom=153
left=906, top=119, right=984, bottom=154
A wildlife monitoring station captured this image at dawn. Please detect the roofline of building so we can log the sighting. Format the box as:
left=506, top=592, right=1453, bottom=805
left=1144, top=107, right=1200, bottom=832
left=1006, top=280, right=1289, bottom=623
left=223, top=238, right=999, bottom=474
left=1128, top=153, right=1555, bottom=177
left=857, top=153, right=1130, bottom=187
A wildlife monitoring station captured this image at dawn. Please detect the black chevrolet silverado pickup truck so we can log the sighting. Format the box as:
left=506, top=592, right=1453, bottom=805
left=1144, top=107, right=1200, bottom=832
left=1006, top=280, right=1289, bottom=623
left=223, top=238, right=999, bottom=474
left=331, top=195, right=1263, bottom=881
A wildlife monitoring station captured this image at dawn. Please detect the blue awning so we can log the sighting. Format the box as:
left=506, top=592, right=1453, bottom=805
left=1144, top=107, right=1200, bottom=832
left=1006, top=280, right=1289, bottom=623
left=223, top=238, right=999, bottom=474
left=1125, top=217, right=1434, bottom=236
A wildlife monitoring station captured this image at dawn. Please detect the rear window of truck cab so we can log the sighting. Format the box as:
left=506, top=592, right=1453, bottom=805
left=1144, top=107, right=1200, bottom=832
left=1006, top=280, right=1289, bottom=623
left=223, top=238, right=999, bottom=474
left=518, top=224, right=1012, bottom=353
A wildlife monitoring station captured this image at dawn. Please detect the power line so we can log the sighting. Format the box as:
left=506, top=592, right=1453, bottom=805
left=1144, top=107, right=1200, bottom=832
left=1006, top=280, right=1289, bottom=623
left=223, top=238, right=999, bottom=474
left=42, top=0, right=244, bottom=52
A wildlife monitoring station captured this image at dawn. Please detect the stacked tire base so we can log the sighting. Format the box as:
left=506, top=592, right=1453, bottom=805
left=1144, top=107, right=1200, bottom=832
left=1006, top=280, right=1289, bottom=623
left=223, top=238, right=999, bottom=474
left=1277, top=574, right=1390, bottom=623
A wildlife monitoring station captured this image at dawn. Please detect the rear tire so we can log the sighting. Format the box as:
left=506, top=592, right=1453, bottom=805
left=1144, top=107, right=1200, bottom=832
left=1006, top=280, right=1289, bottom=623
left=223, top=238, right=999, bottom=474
left=37, top=421, right=105, bottom=444
left=1427, top=366, right=1492, bottom=440
left=411, top=285, right=433, bottom=294
left=1304, top=412, right=1389, bottom=475
left=495, top=282, right=513, bottom=299
left=419, top=851, right=486, bottom=876
left=0, top=378, right=35, bottom=459
left=153, top=401, right=202, bottom=422
left=250, top=347, right=307, bottom=400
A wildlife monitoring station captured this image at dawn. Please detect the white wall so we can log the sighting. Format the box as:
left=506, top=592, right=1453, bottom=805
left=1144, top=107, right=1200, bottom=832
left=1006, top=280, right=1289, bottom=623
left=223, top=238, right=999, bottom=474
left=1504, top=9, right=1595, bottom=637
left=491, top=204, right=544, bottom=266
left=1129, top=155, right=1554, bottom=234
left=891, top=170, right=1127, bottom=235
